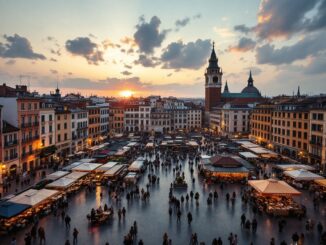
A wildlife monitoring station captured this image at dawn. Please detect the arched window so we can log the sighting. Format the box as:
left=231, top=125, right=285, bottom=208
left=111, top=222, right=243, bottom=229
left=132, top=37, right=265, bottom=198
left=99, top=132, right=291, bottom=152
left=213, top=76, right=218, bottom=83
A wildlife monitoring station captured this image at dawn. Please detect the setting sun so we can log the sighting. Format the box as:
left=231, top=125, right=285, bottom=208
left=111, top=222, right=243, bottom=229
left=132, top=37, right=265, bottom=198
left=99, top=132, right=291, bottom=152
left=119, top=90, right=133, bottom=97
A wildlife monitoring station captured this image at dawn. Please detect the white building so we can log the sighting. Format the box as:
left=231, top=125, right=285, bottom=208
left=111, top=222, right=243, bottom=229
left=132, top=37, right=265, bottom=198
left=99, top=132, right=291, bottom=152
left=187, top=108, right=202, bottom=130
left=40, top=106, right=55, bottom=148
left=220, top=103, right=254, bottom=137
left=99, top=104, right=109, bottom=136
left=71, top=108, right=88, bottom=153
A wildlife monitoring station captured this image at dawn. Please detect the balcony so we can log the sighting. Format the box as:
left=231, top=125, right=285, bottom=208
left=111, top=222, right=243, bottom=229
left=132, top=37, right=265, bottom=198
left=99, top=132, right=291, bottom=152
left=4, top=140, right=18, bottom=148
left=21, top=150, right=37, bottom=158
left=4, top=153, right=18, bottom=161
left=21, top=121, right=39, bottom=128
left=21, top=135, right=40, bottom=144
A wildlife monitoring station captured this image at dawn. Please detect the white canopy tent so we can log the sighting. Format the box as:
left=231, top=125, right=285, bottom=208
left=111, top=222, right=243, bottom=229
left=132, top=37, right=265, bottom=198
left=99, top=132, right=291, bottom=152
left=62, top=162, right=83, bottom=171
left=145, top=142, right=154, bottom=148
left=274, top=164, right=316, bottom=171
left=79, top=158, right=96, bottom=163
left=248, top=179, right=301, bottom=196
left=65, top=172, right=88, bottom=180
left=46, top=171, right=69, bottom=181
left=72, top=163, right=102, bottom=172
left=248, top=147, right=274, bottom=154
left=10, top=189, right=59, bottom=206
left=239, top=152, right=259, bottom=159
left=236, top=141, right=259, bottom=148
left=103, top=165, right=127, bottom=177
left=128, top=160, right=144, bottom=172
left=46, top=177, right=76, bottom=189
left=284, top=169, right=324, bottom=181
left=96, top=162, right=118, bottom=172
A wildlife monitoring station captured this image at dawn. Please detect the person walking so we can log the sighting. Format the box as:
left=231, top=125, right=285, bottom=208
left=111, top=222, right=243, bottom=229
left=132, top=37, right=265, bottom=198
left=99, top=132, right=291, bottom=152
left=187, top=212, right=193, bottom=225
left=177, top=209, right=182, bottom=222
left=65, top=215, right=71, bottom=229
left=38, top=226, right=46, bottom=245
left=73, top=228, right=79, bottom=244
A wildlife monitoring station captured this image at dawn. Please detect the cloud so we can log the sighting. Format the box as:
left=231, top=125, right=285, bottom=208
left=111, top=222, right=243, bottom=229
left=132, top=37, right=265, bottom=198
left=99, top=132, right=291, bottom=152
left=50, top=69, right=58, bottom=74
left=124, top=64, right=132, bottom=69
left=121, top=70, right=132, bottom=76
left=0, top=34, right=46, bottom=60
left=175, top=17, right=190, bottom=28
left=134, top=54, right=160, bottom=67
left=50, top=58, right=57, bottom=62
left=253, top=0, right=326, bottom=40
left=229, top=37, right=256, bottom=52
left=65, top=37, right=104, bottom=65
left=133, top=16, right=168, bottom=54
left=161, top=39, right=211, bottom=69
left=256, top=32, right=326, bottom=64
left=305, top=54, right=326, bottom=74
left=234, top=24, right=252, bottom=34
left=120, top=37, right=136, bottom=47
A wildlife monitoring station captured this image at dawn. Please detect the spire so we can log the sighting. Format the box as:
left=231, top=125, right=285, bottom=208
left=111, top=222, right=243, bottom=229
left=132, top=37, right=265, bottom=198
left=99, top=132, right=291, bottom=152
left=224, top=80, right=229, bottom=93
left=248, top=70, right=253, bottom=86
left=297, top=86, right=301, bottom=97
left=208, top=41, right=219, bottom=69
left=55, top=80, right=60, bottom=95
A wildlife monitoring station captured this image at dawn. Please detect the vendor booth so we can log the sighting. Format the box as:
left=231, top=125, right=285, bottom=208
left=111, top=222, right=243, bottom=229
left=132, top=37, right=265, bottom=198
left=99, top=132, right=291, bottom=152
left=71, top=163, right=102, bottom=172
left=46, top=171, right=69, bottom=181
left=248, top=179, right=303, bottom=216
left=96, top=162, right=118, bottom=172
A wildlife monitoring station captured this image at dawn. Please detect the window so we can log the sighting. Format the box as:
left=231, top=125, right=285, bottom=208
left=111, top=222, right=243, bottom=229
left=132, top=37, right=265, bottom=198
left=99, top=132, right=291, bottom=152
left=64, top=133, right=67, bottom=141
left=57, top=134, right=61, bottom=142
left=49, top=115, right=53, bottom=121
left=41, top=115, right=45, bottom=122
left=64, top=123, right=67, bottom=129
left=21, top=103, right=25, bottom=110
left=57, top=124, right=61, bottom=130
left=41, top=126, right=45, bottom=134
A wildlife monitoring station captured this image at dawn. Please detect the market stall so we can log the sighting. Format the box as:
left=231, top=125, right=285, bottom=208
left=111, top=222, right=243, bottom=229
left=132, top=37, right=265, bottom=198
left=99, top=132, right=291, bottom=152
left=46, top=171, right=69, bottom=181
left=10, top=189, right=59, bottom=206
left=0, top=202, right=31, bottom=219
left=128, top=159, right=145, bottom=172
left=102, top=164, right=128, bottom=181
left=62, top=161, right=83, bottom=171
left=124, top=172, right=139, bottom=185
left=71, top=163, right=102, bottom=172
left=96, top=162, right=118, bottom=172
left=239, top=152, right=259, bottom=159
left=248, top=179, right=303, bottom=216
left=283, top=169, right=324, bottom=188
left=199, top=154, right=250, bottom=182
left=46, top=177, right=76, bottom=190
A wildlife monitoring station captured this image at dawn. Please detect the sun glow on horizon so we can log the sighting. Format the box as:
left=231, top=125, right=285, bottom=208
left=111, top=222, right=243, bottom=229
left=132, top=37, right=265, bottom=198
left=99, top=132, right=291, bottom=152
left=119, top=90, right=134, bottom=97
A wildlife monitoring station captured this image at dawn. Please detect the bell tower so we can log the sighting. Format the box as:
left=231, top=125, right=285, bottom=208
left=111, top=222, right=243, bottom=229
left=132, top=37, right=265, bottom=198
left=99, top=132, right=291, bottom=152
left=205, top=42, right=223, bottom=112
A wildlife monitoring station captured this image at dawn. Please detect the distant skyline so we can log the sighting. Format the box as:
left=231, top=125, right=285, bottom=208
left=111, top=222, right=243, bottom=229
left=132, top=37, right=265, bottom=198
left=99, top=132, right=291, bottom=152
left=0, top=0, right=326, bottom=97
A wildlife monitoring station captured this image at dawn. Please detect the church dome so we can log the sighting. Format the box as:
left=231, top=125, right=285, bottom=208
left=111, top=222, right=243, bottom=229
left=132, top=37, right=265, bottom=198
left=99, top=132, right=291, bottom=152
left=241, top=85, right=261, bottom=95
left=241, top=71, right=261, bottom=96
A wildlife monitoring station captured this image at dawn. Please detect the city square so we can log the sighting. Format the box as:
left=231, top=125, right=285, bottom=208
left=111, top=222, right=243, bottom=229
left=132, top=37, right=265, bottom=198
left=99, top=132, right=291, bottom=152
left=1, top=133, right=326, bottom=244
left=1, top=0, right=326, bottom=244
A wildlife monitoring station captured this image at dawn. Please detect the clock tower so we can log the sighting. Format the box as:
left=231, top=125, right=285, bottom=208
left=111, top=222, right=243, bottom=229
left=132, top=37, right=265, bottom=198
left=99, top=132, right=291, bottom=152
left=205, top=42, right=223, bottom=112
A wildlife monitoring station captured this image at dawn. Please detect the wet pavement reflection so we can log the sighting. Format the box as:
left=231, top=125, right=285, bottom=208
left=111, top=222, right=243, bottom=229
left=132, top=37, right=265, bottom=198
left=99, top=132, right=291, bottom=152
left=2, top=153, right=326, bottom=245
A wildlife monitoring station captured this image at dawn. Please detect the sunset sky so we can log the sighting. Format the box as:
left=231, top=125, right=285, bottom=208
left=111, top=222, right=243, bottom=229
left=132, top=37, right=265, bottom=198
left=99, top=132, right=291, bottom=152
left=0, top=0, right=326, bottom=97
